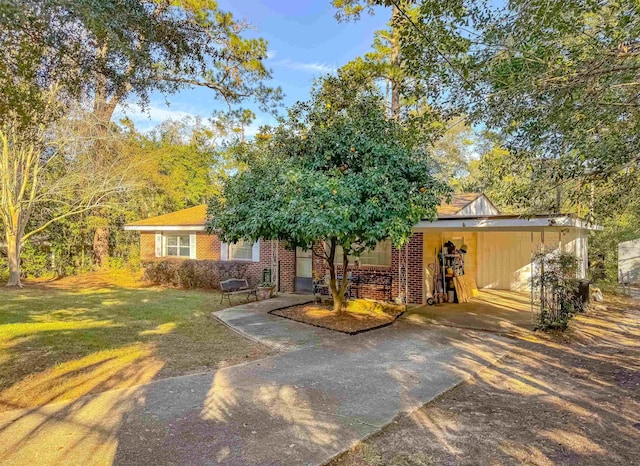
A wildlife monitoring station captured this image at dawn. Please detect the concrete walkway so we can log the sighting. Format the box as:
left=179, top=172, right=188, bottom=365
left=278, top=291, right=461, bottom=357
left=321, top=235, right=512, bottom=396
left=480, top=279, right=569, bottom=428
left=213, top=294, right=334, bottom=350
left=0, top=295, right=511, bottom=466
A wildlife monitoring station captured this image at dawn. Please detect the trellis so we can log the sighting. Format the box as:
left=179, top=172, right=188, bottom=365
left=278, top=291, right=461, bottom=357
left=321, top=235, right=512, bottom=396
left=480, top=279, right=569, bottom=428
left=270, top=239, right=279, bottom=293
left=397, top=243, right=409, bottom=306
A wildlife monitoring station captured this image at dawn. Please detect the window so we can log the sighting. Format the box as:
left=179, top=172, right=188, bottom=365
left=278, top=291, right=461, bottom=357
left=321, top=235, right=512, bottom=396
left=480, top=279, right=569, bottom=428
left=165, top=234, right=191, bottom=257
left=228, top=240, right=254, bottom=261
left=334, top=240, right=392, bottom=267
left=359, top=241, right=392, bottom=266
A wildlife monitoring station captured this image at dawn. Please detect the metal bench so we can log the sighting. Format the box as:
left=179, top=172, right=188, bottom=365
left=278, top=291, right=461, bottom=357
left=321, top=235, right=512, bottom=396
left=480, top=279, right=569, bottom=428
left=313, top=273, right=353, bottom=299
left=351, top=273, right=393, bottom=302
left=219, top=278, right=258, bottom=304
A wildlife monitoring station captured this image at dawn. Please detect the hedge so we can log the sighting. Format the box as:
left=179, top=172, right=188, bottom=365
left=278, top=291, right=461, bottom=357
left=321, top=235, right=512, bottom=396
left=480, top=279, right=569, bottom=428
left=142, top=259, right=251, bottom=289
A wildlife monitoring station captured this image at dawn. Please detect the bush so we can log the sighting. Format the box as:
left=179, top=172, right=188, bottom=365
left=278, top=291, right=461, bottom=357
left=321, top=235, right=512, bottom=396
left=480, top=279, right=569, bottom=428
left=142, top=259, right=251, bottom=289
left=532, top=250, right=584, bottom=331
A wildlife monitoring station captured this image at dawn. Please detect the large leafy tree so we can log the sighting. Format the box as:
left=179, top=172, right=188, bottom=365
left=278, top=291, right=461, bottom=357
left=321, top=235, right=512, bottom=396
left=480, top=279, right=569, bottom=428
left=2, top=0, right=281, bottom=123
left=0, top=0, right=280, bottom=283
left=334, top=0, right=640, bottom=211
left=208, top=74, right=449, bottom=311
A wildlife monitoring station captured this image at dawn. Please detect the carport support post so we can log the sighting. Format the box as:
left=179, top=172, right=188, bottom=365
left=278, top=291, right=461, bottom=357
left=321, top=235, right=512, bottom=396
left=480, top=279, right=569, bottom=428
left=398, top=243, right=408, bottom=308
left=270, top=239, right=279, bottom=293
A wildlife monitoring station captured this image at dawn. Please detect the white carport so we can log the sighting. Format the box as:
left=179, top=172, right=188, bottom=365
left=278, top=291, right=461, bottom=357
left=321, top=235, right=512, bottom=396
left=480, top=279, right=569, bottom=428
left=414, top=214, right=601, bottom=303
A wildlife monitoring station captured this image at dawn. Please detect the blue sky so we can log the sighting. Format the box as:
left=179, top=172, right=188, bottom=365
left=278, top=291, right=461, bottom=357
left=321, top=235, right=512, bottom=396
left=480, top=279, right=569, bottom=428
left=116, top=0, right=390, bottom=134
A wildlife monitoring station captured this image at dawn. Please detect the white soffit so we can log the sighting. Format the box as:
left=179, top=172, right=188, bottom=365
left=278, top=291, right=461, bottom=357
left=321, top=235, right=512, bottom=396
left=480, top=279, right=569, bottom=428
left=123, top=225, right=206, bottom=231
left=415, top=216, right=602, bottom=231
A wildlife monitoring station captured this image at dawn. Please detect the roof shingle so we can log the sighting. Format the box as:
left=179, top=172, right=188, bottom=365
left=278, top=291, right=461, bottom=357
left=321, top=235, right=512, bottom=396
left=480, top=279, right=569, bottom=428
left=436, top=193, right=483, bottom=217
left=125, top=193, right=489, bottom=228
left=125, top=204, right=208, bottom=227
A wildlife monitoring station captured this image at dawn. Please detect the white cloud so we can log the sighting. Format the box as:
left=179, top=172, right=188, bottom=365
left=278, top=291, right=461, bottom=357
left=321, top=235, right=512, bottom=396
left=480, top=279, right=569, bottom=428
left=273, top=58, right=337, bottom=74
left=266, top=50, right=277, bottom=60
left=114, top=103, right=197, bottom=126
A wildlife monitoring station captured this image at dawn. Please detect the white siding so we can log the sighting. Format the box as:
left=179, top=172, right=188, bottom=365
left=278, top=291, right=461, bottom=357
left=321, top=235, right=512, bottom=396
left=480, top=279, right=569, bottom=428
left=619, top=238, right=640, bottom=284
left=477, top=230, right=563, bottom=291
left=457, top=195, right=500, bottom=216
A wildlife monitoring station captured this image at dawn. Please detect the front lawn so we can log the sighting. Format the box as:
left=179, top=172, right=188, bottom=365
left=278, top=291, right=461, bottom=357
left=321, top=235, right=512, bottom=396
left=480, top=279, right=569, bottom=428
left=0, top=271, right=270, bottom=412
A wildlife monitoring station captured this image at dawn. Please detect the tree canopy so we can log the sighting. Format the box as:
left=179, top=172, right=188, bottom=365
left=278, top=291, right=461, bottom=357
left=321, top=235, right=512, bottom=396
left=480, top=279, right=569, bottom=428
left=208, top=74, right=449, bottom=310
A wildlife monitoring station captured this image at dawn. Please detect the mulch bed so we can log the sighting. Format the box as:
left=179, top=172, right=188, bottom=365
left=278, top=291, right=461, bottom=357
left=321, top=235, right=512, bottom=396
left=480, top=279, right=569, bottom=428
left=270, top=300, right=405, bottom=334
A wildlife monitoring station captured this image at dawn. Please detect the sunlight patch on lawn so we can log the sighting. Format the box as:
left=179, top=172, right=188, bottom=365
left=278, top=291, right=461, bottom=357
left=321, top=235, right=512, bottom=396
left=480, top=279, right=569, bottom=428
left=539, top=428, right=606, bottom=455
left=0, top=343, right=163, bottom=411
left=0, top=319, right=116, bottom=341
left=49, top=309, right=90, bottom=318
left=139, top=322, right=177, bottom=336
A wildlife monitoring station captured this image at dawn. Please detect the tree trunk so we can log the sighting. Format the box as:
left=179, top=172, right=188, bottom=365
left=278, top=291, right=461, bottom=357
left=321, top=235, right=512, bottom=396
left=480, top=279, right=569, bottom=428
left=332, top=290, right=345, bottom=312
left=5, top=230, right=22, bottom=287
left=90, top=79, right=118, bottom=266
left=93, top=227, right=110, bottom=268
left=326, top=238, right=350, bottom=313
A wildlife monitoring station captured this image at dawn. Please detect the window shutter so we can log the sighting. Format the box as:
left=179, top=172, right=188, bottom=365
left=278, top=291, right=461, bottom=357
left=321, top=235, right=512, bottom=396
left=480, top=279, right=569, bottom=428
left=220, top=241, right=228, bottom=261
left=189, top=233, right=197, bottom=259
left=252, top=241, right=260, bottom=262
left=155, top=232, right=162, bottom=257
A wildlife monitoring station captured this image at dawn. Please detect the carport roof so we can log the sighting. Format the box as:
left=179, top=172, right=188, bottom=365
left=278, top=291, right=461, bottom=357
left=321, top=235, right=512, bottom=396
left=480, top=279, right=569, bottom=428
left=415, top=214, right=602, bottom=231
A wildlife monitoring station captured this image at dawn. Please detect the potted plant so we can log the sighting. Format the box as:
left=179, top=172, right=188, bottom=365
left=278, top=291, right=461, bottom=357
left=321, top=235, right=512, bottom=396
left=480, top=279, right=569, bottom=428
left=257, top=280, right=276, bottom=300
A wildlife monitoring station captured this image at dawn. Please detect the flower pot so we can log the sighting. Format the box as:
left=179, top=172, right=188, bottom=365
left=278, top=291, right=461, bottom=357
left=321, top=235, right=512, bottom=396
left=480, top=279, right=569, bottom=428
left=258, top=286, right=274, bottom=300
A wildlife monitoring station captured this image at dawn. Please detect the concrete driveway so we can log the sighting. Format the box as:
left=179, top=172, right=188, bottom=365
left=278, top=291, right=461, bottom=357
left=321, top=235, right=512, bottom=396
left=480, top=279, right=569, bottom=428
left=0, top=296, right=511, bottom=465
left=404, top=289, right=535, bottom=334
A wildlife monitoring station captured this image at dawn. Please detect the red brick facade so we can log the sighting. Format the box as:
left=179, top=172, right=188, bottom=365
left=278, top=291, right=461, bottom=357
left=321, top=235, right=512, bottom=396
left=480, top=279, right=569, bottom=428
left=139, top=231, right=297, bottom=292
left=138, top=231, right=424, bottom=303
left=305, top=233, right=424, bottom=304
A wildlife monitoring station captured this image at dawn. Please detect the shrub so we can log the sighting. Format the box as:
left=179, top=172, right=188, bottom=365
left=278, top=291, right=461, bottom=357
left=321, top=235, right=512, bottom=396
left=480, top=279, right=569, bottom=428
left=142, top=259, right=251, bottom=289
left=532, top=250, right=584, bottom=331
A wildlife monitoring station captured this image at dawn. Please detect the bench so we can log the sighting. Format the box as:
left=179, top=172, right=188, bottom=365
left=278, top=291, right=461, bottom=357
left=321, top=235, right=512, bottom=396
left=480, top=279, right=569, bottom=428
left=351, top=273, right=393, bottom=302
left=313, top=273, right=353, bottom=299
left=219, top=278, right=258, bottom=304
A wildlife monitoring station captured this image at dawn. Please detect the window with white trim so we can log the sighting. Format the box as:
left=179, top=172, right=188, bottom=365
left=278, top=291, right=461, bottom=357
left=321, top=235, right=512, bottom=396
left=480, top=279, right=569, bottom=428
left=228, top=240, right=254, bottom=261
left=165, top=234, right=191, bottom=257
left=334, top=240, right=392, bottom=267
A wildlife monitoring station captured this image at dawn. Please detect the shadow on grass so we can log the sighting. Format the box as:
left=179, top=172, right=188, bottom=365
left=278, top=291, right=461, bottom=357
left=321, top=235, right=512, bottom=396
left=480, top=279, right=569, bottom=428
left=0, top=281, right=268, bottom=414
left=332, top=297, right=640, bottom=466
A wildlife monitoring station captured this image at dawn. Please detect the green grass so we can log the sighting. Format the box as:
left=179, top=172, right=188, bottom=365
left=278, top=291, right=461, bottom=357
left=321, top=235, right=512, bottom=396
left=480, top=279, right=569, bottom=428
left=0, top=273, right=269, bottom=411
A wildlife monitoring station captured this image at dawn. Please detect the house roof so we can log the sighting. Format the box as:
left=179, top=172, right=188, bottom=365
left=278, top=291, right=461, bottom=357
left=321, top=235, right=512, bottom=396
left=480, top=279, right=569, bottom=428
left=124, top=193, right=598, bottom=232
left=125, top=204, right=208, bottom=228
left=416, top=214, right=603, bottom=231
left=436, top=192, right=499, bottom=217
left=125, top=195, right=487, bottom=230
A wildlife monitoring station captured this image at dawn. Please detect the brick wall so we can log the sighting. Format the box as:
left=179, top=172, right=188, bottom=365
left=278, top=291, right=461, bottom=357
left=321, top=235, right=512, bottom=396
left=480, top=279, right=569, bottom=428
left=310, top=233, right=424, bottom=304
left=138, top=232, right=426, bottom=301
left=138, top=231, right=278, bottom=288
left=196, top=232, right=221, bottom=260
left=278, top=243, right=296, bottom=293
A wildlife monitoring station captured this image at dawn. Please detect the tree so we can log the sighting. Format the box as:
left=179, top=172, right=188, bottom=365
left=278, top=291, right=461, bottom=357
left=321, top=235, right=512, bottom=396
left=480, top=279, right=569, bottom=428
left=0, top=104, right=133, bottom=286
left=208, top=74, right=449, bottom=311
left=3, top=0, right=282, bottom=263
left=336, top=2, right=451, bottom=146
left=334, top=0, right=640, bottom=202
left=1, top=0, right=281, bottom=276
left=5, top=0, right=282, bottom=123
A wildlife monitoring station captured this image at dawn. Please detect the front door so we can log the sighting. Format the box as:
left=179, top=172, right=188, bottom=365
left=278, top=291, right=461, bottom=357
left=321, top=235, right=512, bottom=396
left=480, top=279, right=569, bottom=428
left=295, top=247, right=313, bottom=293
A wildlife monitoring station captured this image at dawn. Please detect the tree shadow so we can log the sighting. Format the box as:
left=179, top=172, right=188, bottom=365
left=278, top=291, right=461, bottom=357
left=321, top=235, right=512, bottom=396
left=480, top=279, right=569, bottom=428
left=338, top=297, right=640, bottom=465
left=0, top=283, right=265, bottom=413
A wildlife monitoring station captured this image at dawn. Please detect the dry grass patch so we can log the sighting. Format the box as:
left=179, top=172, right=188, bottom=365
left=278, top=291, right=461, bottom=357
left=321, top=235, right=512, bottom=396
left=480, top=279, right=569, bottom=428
left=0, top=271, right=270, bottom=412
left=272, top=299, right=404, bottom=334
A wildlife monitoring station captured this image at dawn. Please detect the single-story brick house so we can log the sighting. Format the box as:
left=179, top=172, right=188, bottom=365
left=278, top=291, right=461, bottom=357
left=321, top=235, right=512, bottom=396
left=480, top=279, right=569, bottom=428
left=124, top=193, right=601, bottom=304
